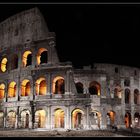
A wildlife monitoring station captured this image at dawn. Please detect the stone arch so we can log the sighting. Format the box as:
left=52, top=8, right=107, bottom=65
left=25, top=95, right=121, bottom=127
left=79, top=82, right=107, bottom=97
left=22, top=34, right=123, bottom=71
left=88, top=81, right=101, bottom=95
left=124, top=112, right=131, bottom=128
left=106, top=111, right=116, bottom=126
left=125, top=88, right=131, bottom=104
left=114, top=84, right=122, bottom=98
left=11, top=54, right=18, bottom=70
left=0, top=83, right=5, bottom=99
left=7, top=110, right=16, bottom=128
left=134, top=89, right=139, bottom=104
left=0, top=57, right=8, bottom=72
left=90, top=110, right=101, bottom=129
left=21, top=79, right=31, bottom=96
left=0, top=112, right=4, bottom=128
left=35, top=77, right=47, bottom=95
left=71, top=108, right=84, bottom=129
left=54, top=108, right=65, bottom=128
left=20, top=109, right=30, bottom=128
left=8, top=81, right=16, bottom=98
left=134, top=112, right=140, bottom=128
left=52, top=76, right=65, bottom=94
left=22, top=51, right=32, bottom=67
left=75, top=82, right=84, bottom=94
left=35, top=109, right=46, bottom=128
left=37, top=48, right=48, bottom=65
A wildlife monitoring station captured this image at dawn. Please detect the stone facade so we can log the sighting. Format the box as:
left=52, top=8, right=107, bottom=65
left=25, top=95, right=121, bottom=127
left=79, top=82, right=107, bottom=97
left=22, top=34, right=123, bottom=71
left=0, top=7, right=140, bottom=130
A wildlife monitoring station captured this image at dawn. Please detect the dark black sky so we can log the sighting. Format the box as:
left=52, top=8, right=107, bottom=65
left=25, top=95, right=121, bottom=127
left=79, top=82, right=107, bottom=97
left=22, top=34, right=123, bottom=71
left=0, top=4, right=140, bottom=68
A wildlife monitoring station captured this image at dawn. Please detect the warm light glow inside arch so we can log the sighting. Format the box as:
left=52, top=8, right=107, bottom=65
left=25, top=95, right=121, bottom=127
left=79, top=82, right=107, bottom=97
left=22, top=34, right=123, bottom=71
left=35, top=110, right=46, bottom=128
left=0, top=83, right=5, bottom=99
left=21, top=79, right=31, bottom=96
left=52, top=76, right=64, bottom=94
left=37, top=48, right=48, bottom=65
left=1, top=58, right=8, bottom=72
left=72, top=108, right=84, bottom=128
left=35, top=77, right=47, bottom=95
left=89, top=81, right=101, bottom=96
left=22, top=51, right=32, bottom=67
left=8, top=81, right=16, bottom=98
left=54, top=108, right=65, bottom=128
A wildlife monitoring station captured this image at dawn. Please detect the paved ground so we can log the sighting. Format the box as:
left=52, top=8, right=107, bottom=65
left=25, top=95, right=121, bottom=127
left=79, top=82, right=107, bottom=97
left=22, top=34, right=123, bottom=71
left=0, top=129, right=139, bottom=137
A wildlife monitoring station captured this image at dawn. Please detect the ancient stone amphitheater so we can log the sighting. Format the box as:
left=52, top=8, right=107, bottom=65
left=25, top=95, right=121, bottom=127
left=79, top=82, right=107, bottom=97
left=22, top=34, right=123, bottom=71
left=0, top=7, right=139, bottom=131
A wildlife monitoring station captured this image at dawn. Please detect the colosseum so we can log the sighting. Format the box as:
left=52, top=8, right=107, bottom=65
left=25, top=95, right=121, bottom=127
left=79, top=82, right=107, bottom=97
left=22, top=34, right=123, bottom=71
left=0, top=7, right=139, bottom=131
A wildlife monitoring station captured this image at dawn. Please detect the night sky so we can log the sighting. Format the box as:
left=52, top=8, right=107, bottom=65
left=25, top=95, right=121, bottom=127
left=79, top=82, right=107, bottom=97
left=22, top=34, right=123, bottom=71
left=0, top=4, right=140, bottom=68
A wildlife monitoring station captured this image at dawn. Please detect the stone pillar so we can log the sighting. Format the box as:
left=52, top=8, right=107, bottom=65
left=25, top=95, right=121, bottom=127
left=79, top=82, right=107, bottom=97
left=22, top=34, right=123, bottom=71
left=130, top=77, right=134, bottom=105
left=16, top=78, right=20, bottom=101
left=32, top=48, right=37, bottom=68
left=5, top=80, right=8, bottom=102
left=48, top=43, right=52, bottom=64
left=64, top=106, right=69, bottom=129
left=120, top=78, right=125, bottom=128
left=31, top=102, right=35, bottom=129
left=47, top=73, right=51, bottom=95
left=15, top=109, right=18, bottom=129
left=32, top=76, right=36, bottom=100
left=47, top=105, right=51, bottom=129
left=18, top=49, right=22, bottom=70
left=65, top=70, right=70, bottom=95
left=4, top=107, right=7, bottom=128
left=131, top=109, right=135, bottom=127
left=100, top=77, right=107, bottom=98
left=130, top=77, right=135, bottom=127
left=100, top=107, right=106, bottom=129
left=86, top=106, right=90, bottom=129
left=110, top=79, right=114, bottom=98
left=30, top=79, right=34, bottom=100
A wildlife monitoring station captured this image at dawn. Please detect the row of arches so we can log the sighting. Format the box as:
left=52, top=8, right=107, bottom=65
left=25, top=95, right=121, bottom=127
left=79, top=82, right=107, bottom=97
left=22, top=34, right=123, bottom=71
left=1, top=110, right=139, bottom=129
left=75, top=81, right=101, bottom=95
left=0, top=76, right=65, bottom=99
left=0, top=108, right=85, bottom=129
left=0, top=47, right=48, bottom=73
left=125, top=88, right=140, bottom=104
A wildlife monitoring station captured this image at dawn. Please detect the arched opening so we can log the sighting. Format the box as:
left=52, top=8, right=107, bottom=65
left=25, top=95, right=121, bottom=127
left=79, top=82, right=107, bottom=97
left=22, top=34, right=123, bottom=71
left=21, top=79, right=31, bottom=96
left=20, top=110, right=30, bottom=128
left=89, top=81, right=100, bottom=95
left=124, top=79, right=130, bottom=87
left=114, top=85, right=122, bottom=98
left=106, top=111, right=115, bottom=127
left=35, top=77, right=47, bottom=95
left=75, top=82, right=83, bottom=94
left=134, top=89, right=139, bottom=104
left=1, top=58, right=8, bottom=72
left=134, top=112, right=140, bottom=128
left=72, top=108, right=84, bottom=129
left=22, top=51, right=32, bottom=67
left=54, top=108, right=65, bottom=128
left=0, top=83, right=5, bottom=99
left=8, top=81, right=16, bottom=98
left=125, top=88, right=131, bottom=104
left=35, top=110, right=46, bottom=128
left=37, top=48, right=48, bottom=65
left=0, top=112, right=4, bottom=128
left=11, top=54, right=18, bottom=70
left=7, top=111, right=16, bottom=128
left=125, top=112, right=131, bottom=128
left=90, top=111, right=101, bottom=129
left=53, top=76, right=65, bottom=94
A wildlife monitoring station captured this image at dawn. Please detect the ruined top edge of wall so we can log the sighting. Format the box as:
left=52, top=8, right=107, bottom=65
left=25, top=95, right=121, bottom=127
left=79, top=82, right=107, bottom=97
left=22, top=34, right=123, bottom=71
left=94, top=63, right=140, bottom=70
left=0, top=7, right=38, bottom=26
left=0, top=7, right=51, bottom=51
